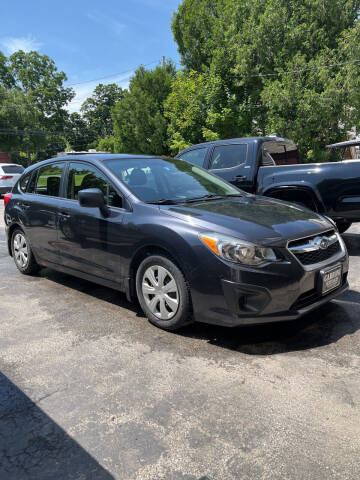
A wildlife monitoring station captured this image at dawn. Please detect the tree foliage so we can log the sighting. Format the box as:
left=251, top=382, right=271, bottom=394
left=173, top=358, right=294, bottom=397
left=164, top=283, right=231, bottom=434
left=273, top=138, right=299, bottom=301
left=0, top=50, right=74, bottom=162
left=112, top=62, right=176, bottom=155
left=81, top=83, right=124, bottom=143
left=171, top=0, right=360, bottom=156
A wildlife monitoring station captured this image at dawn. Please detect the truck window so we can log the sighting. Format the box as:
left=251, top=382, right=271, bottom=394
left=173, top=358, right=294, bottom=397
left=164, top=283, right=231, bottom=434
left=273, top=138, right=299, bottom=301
left=179, top=148, right=207, bottom=167
left=210, top=144, right=247, bottom=170
left=263, top=141, right=300, bottom=165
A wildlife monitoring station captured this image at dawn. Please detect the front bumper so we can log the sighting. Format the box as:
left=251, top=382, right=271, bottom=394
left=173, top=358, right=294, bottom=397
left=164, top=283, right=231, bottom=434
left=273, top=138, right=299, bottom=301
left=189, top=249, right=349, bottom=327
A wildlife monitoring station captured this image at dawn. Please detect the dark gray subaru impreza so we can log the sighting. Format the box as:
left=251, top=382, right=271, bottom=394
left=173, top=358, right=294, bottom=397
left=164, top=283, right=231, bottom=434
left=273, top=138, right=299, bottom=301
left=4, top=154, right=348, bottom=330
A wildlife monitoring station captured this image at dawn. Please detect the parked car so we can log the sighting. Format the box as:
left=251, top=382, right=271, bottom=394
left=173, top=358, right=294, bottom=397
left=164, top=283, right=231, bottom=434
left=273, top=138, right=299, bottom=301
left=0, top=163, right=24, bottom=196
left=4, top=154, right=348, bottom=330
left=177, top=137, right=360, bottom=233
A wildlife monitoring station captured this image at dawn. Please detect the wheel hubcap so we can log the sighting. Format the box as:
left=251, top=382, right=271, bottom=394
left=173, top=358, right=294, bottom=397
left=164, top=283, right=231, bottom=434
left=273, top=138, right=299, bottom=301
left=13, top=233, right=29, bottom=268
left=142, top=265, right=179, bottom=320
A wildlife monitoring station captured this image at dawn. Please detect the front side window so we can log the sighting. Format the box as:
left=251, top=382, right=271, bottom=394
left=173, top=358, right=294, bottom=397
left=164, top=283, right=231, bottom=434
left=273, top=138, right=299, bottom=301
left=179, top=148, right=207, bottom=167
left=35, top=163, right=65, bottom=197
left=67, top=162, right=123, bottom=208
left=210, top=144, right=247, bottom=170
left=103, top=157, right=241, bottom=203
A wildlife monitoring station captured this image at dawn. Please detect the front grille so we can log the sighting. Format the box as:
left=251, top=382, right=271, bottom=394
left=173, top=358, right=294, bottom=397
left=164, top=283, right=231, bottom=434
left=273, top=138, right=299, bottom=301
left=288, top=230, right=343, bottom=267
left=293, top=241, right=341, bottom=265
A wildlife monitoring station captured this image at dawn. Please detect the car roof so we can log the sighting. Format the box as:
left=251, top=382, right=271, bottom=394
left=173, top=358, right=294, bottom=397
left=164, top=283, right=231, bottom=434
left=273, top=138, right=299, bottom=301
left=179, top=136, right=293, bottom=150
left=55, top=153, right=158, bottom=161
left=22, top=154, right=172, bottom=173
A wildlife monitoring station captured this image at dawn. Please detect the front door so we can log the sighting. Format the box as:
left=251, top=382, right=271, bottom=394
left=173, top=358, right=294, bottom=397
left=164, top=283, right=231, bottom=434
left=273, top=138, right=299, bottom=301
left=57, top=161, right=128, bottom=284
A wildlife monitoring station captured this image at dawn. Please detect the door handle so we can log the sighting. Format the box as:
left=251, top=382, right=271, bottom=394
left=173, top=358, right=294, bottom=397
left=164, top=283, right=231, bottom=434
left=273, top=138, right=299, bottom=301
left=234, top=175, right=246, bottom=181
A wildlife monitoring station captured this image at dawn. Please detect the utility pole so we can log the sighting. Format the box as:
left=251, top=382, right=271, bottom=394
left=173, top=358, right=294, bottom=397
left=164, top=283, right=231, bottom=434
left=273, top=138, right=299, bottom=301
left=162, top=56, right=165, bottom=67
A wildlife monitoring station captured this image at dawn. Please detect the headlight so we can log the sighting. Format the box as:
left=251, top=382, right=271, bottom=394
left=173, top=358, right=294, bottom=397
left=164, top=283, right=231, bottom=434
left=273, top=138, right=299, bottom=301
left=199, top=232, right=278, bottom=266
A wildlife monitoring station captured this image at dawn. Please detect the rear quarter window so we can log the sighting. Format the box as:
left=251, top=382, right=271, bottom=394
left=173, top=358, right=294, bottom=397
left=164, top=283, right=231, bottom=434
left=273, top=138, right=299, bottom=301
left=19, top=173, right=32, bottom=192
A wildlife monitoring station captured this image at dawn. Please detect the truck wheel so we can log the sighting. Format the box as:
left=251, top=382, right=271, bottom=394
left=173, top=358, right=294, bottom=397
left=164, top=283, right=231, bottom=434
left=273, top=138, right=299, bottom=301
left=335, top=220, right=352, bottom=234
left=136, top=255, right=193, bottom=331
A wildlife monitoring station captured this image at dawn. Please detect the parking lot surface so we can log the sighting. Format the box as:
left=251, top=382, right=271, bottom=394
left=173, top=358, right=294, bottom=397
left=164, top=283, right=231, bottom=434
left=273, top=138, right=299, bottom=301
left=0, top=202, right=359, bottom=480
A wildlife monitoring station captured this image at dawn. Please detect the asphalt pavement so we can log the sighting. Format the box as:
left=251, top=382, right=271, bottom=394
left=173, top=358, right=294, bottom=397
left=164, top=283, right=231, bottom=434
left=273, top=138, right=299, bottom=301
left=0, top=202, right=359, bottom=480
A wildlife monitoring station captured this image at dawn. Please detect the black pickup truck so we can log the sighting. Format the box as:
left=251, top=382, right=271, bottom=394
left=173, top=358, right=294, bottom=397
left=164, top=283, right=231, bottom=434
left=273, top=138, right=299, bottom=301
left=177, top=137, right=360, bottom=233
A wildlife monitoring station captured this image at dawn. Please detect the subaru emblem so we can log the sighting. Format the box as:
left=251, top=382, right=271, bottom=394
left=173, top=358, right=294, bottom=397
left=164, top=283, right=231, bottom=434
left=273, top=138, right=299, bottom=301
left=319, top=238, right=329, bottom=250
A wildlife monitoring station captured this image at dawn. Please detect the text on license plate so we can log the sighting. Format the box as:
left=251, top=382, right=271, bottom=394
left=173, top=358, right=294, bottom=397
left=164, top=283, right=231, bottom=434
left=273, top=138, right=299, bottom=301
left=321, top=265, right=342, bottom=295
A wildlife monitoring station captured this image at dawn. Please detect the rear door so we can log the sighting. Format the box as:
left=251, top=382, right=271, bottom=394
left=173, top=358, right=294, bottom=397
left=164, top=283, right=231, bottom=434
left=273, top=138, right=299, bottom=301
left=57, top=161, right=129, bottom=284
left=22, top=162, right=66, bottom=266
left=208, top=143, right=254, bottom=191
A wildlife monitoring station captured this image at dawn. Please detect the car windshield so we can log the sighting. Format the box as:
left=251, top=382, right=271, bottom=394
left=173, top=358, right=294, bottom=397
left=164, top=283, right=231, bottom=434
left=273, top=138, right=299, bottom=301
left=103, top=157, right=241, bottom=203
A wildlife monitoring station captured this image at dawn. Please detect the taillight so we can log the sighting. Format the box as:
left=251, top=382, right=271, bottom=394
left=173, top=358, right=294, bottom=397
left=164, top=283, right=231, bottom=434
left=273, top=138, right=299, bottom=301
left=0, top=175, right=13, bottom=180
left=3, top=192, right=12, bottom=207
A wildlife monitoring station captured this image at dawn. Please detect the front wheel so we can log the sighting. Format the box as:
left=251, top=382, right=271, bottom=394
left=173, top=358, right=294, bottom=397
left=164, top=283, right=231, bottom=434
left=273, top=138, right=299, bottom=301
left=11, top=229, right=39, bottom=275
left=136, top=255, right=193, bottom=331
left=335, top=220, right=352, bottom=234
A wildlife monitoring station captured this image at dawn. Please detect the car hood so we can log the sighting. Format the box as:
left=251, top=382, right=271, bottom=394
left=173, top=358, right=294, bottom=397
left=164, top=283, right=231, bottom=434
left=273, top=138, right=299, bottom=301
left=160, top=196, right=333, bottom=246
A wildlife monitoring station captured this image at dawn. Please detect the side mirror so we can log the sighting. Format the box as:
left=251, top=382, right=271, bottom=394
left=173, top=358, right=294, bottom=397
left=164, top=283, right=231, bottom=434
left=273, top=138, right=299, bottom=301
left=78, top=188, right=106, bottom=210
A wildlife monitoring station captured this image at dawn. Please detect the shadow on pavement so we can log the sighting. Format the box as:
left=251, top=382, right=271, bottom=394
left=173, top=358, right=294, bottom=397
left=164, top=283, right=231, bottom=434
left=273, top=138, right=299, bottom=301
left=178, top=291, right=360, bottom=355
left=0, top=372, right=114, bottom=480
left=38, top=268, right=360, bottom=356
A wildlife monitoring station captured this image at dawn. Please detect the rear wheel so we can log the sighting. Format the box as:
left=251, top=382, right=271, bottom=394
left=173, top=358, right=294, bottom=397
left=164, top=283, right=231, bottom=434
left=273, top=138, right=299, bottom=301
left=136, top=255, right=192, bottom=330
left=335, top=220, right=352, bottom=234
left=11, top=229, right=39, bottom=275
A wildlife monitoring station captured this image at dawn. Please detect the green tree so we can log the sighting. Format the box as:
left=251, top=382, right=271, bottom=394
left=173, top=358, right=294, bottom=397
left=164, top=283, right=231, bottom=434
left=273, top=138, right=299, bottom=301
left=0, top=50, right=74, bottom=162
left=164, top=70, right=250, bottom=154
left=64, top=112, right=94, bottom=152
left=0, top=88, right=47, bottom=155
left=112, top=62, right=176, bottom=155
left=81, top=83, right=124, bottom=142
left=97, top=136, right=116, bottom=153
left=172, top=0, right=360, bottom=157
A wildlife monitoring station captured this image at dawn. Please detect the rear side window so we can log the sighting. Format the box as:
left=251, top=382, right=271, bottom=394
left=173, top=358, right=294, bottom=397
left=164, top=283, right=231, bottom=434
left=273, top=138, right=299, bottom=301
left=27, top=170, right=38, bottom=194
left=210, top=144, right=247, bottom=169
left=263, top=140, right=300, bottom=165
left=35, top=163, right=65, bottom=197
left=67, top=162, right=123, bottom=208
left=179, top=148, right=207, bottom=167
left=2, top=165, right=24, bottom=174
left=19, top=173, right=31, bottom=192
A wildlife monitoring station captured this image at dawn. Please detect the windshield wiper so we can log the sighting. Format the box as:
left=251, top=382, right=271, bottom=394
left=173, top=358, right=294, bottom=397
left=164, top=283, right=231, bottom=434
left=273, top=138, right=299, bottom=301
left=146, top=199, right=179, bottom=205
left=184, top=193, right=242, bottom=203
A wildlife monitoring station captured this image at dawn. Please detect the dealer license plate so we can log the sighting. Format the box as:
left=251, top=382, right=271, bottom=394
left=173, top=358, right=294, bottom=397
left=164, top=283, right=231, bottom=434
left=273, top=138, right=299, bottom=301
left=320, top=264, right=342, bottom=295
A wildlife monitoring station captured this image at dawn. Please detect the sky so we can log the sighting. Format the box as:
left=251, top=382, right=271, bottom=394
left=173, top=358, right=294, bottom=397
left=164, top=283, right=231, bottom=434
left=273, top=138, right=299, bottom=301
left=1, top=0, right=181, bottom=112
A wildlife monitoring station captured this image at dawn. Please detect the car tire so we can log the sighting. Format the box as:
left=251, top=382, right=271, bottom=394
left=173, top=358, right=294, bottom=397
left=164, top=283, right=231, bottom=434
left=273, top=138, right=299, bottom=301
left=335, top=220, right=352, bottom=234
left=11, top=228, right=40, bottom=275
left=136, top=255, right=193, bottom=331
